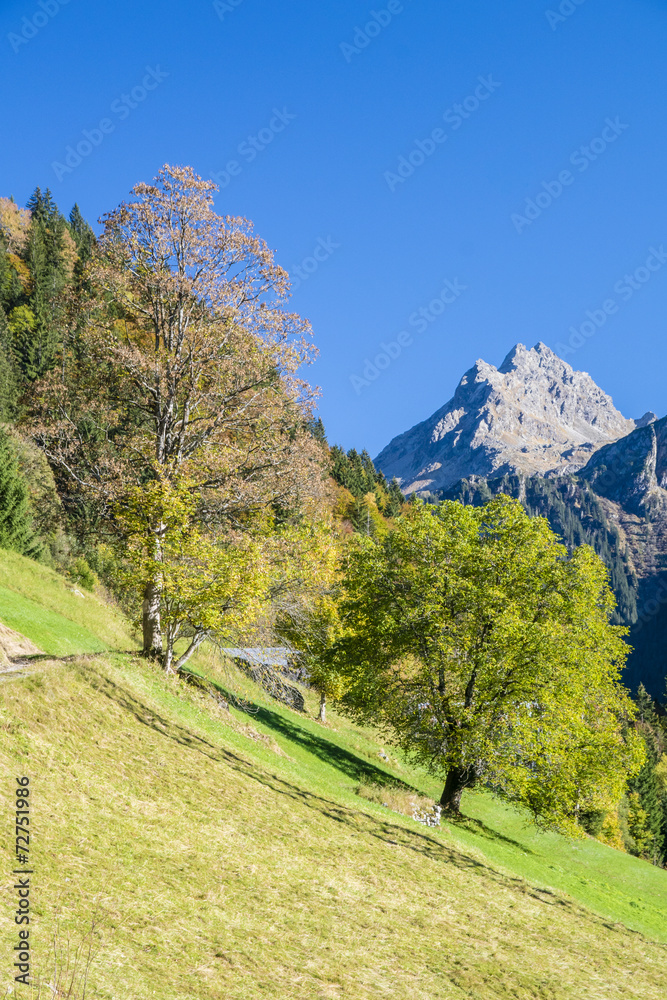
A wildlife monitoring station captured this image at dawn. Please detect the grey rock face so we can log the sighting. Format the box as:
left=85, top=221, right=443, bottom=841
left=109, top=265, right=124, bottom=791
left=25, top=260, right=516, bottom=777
left=375, top=342, right=638, bottom=494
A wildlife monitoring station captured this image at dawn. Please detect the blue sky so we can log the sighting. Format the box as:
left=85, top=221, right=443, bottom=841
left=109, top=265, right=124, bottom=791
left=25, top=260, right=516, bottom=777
left=1, top=0, right=666, bottom=456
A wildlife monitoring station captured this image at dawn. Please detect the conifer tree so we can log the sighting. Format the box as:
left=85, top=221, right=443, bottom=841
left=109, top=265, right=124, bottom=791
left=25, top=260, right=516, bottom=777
left=25, top=187, right=45, bottom=221
left=0, top=306, right=18, bottom=420
left=386, top=477, right=404, bottom=517
left=15, top=188, right=69, bottom=380
left=347, top=449, right=366, bottom=496
left=68, top=204, right=96, bottom=262
left=0, top=429, right=37, bottom=555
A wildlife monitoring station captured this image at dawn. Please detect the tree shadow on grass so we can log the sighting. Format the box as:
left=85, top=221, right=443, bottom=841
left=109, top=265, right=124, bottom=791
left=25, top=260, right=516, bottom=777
left=80, top=662, right=628, bottom=931
left=244, top=700, right=412, bottom=787
left=189, top=670, right=419, bottom=790
left=200, top=673, right=535, bottom=854
left=448, top=814, right=537, bottom=855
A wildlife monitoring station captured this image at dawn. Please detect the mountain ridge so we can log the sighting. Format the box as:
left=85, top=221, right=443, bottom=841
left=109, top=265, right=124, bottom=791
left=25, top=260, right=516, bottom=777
left=375, top=342, right=655, bottom=494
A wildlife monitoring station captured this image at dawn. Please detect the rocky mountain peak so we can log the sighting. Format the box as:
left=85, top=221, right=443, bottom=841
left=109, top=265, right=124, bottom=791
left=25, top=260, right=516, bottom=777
left=375, top=342, right=638, bottom=494
left=498, top=340, right=549, bottom=371
left=635, top=411, right=658, bottom=429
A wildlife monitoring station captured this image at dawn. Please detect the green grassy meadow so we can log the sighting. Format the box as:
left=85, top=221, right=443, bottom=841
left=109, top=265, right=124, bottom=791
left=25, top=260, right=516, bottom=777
left=0, top=553, right=666, bottom=999
left=0, top=549, right=133, bottom=655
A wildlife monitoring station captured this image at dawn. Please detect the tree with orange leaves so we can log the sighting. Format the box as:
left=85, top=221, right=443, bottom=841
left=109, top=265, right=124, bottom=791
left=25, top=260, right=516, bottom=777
left=30, top=165, right=325, bottom=662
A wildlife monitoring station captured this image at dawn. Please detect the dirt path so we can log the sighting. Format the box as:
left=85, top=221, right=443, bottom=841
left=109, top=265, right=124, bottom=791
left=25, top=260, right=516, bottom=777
left=0, top=623, right=45, bottom=680
left=0, top=648, right=140, bottom=683
left=0, top=622, right=43, bottom=662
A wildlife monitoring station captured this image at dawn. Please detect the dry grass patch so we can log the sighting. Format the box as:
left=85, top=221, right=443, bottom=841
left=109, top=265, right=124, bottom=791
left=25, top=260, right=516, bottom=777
left=356, top=781, right=438, bottom=820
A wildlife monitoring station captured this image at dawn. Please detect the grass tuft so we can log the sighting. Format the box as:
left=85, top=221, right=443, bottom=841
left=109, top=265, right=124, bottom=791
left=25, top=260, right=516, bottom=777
left=356, top=781, right=437, bottom=820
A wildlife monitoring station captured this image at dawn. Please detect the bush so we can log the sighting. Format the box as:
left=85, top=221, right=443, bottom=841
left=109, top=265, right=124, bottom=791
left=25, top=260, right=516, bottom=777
left=578, top=807, right=607, bottom=837
left=67, top=555, right=98, bottom=592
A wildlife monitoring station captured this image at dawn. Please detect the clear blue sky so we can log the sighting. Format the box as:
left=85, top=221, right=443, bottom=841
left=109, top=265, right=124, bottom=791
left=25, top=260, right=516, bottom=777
left=1, top=0, right=666, bottom=456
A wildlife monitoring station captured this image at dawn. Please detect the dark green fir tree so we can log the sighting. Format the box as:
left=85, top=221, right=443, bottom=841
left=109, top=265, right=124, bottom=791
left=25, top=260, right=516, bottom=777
left=68, top=203, right=96, bottom=261
left=386, top=477, right=405, bottom=517
left=307, top=416, right=327, bottom=446
left=0, top=430, right=38, bottom=555
left=0, top=306, right=19, bottom=421
left=15, top=187, right=69, bottom=380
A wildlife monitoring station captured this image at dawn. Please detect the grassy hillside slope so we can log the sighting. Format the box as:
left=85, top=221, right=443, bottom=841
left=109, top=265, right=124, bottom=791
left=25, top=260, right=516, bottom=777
left=0, top=549, right=133, bottom=654
left=1, top=647, right=666, bottom=1000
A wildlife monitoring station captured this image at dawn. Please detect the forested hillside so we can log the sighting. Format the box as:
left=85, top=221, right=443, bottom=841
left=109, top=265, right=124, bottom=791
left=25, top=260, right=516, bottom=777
left=0, top=190, right=94, bottom=418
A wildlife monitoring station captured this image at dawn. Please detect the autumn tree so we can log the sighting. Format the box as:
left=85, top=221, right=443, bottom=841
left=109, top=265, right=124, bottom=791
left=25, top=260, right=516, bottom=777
left=273, top=519, right=347, bottom=722
left=30, top=165, right=323, bottom=662
left=117, top=475, right=270, bottom=672
left=333, top=496, right=645, bottom=830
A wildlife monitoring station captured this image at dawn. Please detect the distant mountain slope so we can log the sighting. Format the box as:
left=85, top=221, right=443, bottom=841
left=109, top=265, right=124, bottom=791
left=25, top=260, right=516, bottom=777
left=375, top=342, right=652, bottom=494
left=581, top=415, right=667, bottom=520
left=578, top=417, right=667, bottom=696
left=437, top=418, right=667, bottom=697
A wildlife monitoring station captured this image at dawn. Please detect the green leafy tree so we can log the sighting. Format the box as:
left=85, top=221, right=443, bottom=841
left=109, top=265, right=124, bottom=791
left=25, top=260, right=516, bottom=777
left=444, top=473, right=637, bottom=625
left=625, top=684, right=667, bottom=862
left=273, top=527, right=347, bottom=723
left=117, top=477, right=269, bottom=673
left=278, top=592, right=347, bottom=723
left=333, top=496, right=645, bottom=830
left=626, top=792, right=654, bottom=857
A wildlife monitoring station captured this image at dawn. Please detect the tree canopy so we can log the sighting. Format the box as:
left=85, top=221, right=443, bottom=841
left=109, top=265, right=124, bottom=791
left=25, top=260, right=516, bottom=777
left=28, top=165, right=326, bottom=667
left=332, top=495, right=644, bottom=830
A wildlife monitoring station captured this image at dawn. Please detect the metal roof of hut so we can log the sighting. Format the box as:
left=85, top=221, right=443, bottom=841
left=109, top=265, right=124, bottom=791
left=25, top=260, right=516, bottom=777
left=221, top=647, right=293, bottom=669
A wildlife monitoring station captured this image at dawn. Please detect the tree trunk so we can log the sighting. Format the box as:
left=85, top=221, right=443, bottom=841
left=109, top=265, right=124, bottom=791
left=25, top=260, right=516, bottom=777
left=317, top=690, right=326, bottom=723
left=173, top=633, right=206, bottom=673
left=142, top=579, right=162, bottom=661
left=440, top=765, right=477, bottom=814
